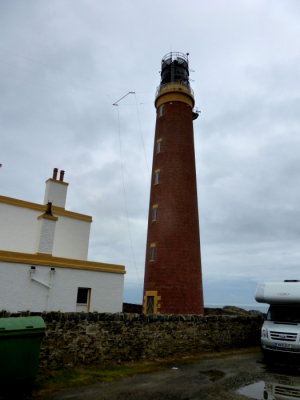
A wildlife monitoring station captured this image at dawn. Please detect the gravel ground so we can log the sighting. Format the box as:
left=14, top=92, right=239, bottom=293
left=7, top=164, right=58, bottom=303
left=32, top=349, right=300, bottom=400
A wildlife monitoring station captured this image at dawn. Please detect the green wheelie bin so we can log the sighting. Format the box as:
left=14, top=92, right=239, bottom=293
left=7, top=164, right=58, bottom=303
left=0, top=316, right=46, bottom=385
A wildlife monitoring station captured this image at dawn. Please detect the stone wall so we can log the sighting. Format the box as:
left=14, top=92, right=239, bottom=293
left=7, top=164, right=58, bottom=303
left=0, top=310, right=264, bottom=370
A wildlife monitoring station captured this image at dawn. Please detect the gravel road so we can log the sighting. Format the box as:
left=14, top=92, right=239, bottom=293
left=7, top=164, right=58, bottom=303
left=34, top=348, right=300, bottom=400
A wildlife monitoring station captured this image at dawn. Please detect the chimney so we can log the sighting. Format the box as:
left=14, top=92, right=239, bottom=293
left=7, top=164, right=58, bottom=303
left=44, top=168, right=69, bottom=208
left=59, top=170, right=65, bottom=182
left=36, top=208, right=58, bottom=255
left=52, top=168, right=58, bottom=180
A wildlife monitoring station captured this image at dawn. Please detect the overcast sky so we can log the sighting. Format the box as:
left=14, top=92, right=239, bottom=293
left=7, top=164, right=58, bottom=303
left=1, top=0, right=300, bottom=308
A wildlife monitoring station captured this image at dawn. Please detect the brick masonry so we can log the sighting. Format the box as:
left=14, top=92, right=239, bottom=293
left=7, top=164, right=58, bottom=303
left=0, top=309, right=264, bottom=370
left=144, top=101, right=204, bottom=314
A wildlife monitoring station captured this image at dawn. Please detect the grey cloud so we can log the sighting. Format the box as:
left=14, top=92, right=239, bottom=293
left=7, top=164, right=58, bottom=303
left=1, top=0, right=300, bottom=306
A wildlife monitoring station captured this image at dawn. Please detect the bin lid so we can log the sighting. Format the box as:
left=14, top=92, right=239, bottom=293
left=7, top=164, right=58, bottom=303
left=0, top=316, right=46, bottom=334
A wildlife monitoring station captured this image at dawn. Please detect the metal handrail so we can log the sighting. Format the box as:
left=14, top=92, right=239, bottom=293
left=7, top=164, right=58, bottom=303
left=161, top=52, right=189, bottom=65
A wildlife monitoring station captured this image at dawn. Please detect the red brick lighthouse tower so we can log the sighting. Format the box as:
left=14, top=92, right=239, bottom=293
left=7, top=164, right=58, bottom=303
left=143, top=52, right=204, bottom=315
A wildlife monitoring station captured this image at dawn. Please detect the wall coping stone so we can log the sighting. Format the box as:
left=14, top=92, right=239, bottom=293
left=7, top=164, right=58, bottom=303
left=0, top=310, right=264, bottom=323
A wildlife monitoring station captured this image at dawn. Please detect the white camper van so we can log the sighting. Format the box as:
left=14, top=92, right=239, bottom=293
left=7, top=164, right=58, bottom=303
left=255, top=280, right=300, bottom=355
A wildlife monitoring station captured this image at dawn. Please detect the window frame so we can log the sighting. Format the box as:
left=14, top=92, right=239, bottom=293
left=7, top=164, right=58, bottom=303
left=156, top=138, right=162, bottom=154
left=158, top=105, right=164, bottom=117
left=152, top=204, right=158, bottom=221
left=149, top=243, right=156, bottom=261
left=154, top=169, right=160, bottom=185
left=76, top=287, right=91, bottom=306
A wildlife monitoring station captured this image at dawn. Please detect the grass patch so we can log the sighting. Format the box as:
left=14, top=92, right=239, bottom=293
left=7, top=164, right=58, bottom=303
left=33, top=347, right=260, bottom=397
left=33, top=362, right=165, bottom=397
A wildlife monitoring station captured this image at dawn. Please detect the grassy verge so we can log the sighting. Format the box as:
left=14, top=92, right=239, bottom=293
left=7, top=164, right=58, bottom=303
left=33, top=362, right=167, bottom=397
left=33, top=347, right=260, bottom=397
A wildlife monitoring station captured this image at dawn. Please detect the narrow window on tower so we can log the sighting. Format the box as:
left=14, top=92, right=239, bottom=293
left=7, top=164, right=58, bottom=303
left=149, top=243, right=156, bottom=261
left=154, top=169, right=160, bottom=185
left=156, top=138, right=162, bottom=154
left=158, top=105, right=164, bottom=117
left=152, top=204, right=158, bottom=221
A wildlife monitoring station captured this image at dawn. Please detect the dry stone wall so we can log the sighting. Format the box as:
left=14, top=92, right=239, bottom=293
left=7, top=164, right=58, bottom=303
left=0, top=310, right=264, bottom=370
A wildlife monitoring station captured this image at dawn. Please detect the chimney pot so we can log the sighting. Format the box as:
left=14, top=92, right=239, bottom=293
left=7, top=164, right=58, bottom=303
left=59, top=170, right=65, bottom=182
left=53, top=168, right=58, bottom=180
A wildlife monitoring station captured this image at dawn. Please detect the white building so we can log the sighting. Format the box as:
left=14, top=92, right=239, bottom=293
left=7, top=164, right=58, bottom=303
left=0, top=168, right=125, bottom=313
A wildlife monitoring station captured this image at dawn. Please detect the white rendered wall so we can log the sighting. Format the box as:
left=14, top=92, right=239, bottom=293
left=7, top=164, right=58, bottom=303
left=0, top=203, right=39, bottom=253
left=0, top=261, right=124, bottom=313
left=0, top=202, right=90, bottom=260
left=52, top=216, right=90, bottom=260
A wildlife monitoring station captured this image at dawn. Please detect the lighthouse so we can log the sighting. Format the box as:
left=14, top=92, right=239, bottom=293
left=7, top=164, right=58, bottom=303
left=143, top=52, right=204, bottom=315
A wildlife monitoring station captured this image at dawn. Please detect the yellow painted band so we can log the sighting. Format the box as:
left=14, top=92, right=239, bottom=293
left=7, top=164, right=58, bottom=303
left=37, top=213, right=58, bottom=221
left=52, top=206, right=92, bottom=222
left=145, top=290, right=160, bottom=296
left=0, top=250, right=126, bottom=274
left=0, top=196, right=92, bottom=222
left=155, top=92, right=194, bottom=108
left=155, top=83, right=194, bottom=108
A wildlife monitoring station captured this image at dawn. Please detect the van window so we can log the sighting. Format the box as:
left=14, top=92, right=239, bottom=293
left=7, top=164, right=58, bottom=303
left=267, top=305, right=300, bottom=323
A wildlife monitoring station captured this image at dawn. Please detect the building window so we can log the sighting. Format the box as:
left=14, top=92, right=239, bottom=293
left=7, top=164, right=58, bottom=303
left=152, top=204, right=158, bottom=221
left=156, top=139, right=162, bottom=153
left=154, top=169, right=160, bottom=185
left=158, top=105, right=164, bottom=117
left=146, top=296, right=154, bottom=314
left=149, top=243, right=156, bottom=261
left=77, top=287, right=91, bottom=306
